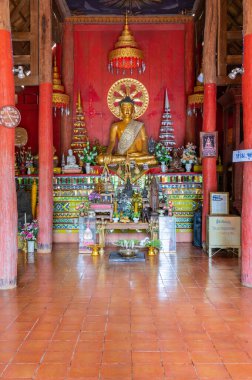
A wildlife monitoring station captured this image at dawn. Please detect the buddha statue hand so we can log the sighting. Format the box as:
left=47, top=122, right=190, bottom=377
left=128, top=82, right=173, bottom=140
left=96, top=153, right=112, bottom=165
left=104, top=153, right=112, bottom=165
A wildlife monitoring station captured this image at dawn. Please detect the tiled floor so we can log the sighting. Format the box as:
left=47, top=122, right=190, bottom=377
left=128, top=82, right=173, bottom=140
left=0, top=243, right=251, bottom=379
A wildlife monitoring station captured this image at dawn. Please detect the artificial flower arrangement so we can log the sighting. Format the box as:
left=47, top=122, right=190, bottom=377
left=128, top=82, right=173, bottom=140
left=181, top=142, right=198, bottom=164
left=155, top=143, right=172, bottom=164
left=88, top=191, right=101, bottom=203
left=132, top=211, right=140, bottom=220
left=113, top=211, right=120, bottom=219
left=164, top=200, right=174, bottom=217
left=20, top=220, right=38, bottom=241
left=76, top=196, right=90, bottom=216
left=79, top=141, right=98, bottom=164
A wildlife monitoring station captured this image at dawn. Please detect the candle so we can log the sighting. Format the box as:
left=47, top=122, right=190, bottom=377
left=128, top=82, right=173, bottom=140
left=134, top=202, right=138, bottom=213
left=114, top=201, right=117, bottom=213
left=24, top=213, right=27, bottom=224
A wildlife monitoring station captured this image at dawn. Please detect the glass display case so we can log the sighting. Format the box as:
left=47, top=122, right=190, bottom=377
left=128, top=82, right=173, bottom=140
left=157, top=173, right=203, bottom=233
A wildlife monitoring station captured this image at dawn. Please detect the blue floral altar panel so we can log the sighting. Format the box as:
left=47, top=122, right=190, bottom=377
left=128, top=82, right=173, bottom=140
left=79, top=216, right=97, bottom=253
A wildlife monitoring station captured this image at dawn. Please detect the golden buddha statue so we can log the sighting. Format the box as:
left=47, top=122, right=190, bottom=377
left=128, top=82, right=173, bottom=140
left=96, top=96, right=157, bottom=165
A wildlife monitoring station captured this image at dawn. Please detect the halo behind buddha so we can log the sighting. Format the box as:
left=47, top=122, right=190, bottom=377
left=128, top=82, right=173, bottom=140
left=107, top=78, right=149, bottom=119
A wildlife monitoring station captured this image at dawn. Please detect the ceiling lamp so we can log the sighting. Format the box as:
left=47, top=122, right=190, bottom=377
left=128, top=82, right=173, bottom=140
left=52, top=57, right=69, bottom=117
left=108, top=14, right=146, bottom=75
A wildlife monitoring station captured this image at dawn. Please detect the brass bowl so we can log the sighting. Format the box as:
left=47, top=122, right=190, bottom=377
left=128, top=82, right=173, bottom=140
left=118, top=248, right=137, bottom=258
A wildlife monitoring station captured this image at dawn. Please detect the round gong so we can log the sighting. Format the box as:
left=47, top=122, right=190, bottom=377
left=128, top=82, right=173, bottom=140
left=15, top=127, right=28, bottom=147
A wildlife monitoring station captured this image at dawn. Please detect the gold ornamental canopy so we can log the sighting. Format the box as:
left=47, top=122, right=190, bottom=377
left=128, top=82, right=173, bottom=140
left=108, top=14, right=146, bottom=75
left=52, top=56, right=69, bottom=117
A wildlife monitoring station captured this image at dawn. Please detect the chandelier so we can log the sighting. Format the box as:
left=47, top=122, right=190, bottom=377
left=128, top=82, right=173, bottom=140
left=52, top=57, right=69, bottom=117
left=108, top=14, right=146, bottom=75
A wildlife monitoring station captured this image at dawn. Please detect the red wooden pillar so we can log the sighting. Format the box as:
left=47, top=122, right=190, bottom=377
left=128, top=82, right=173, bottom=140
left=0, top=0, right=18, bottom=288
left=202, top=0, right=218, bottom=243
left=37, top=0, right=53, bottom=253
left=61, top=21, right=74, bottom=157
left=185, top=20, right=196, bottom=144
left=241, top=1, right=252, bottom=286
left=185, top=20, right=195, bottom=97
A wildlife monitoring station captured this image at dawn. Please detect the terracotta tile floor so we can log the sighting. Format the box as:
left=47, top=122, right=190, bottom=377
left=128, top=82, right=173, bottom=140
left=0, top=243, right=252, bottom=379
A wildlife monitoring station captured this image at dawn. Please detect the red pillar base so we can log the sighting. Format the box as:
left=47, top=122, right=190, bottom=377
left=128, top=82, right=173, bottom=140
left=37, top=243, right=52, bottom=254
left=241, top=163, right=252, bottom=286
left=0, top=278, right=17, bottom=289
left=241, top=34, right=252, bottom=287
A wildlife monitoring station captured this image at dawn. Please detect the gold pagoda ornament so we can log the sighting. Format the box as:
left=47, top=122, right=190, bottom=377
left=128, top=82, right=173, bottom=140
left=52, top=56, right=69, bottom=117
left=71, top=91, right=88, bottom=160
left=108, top=13, right=146, bottom=75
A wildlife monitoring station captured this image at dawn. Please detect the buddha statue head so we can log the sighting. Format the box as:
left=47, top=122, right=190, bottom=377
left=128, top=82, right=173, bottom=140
left=119, top=96, right=135, bottom=119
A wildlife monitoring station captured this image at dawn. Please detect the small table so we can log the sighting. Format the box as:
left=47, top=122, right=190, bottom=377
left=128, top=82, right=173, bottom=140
left=206, top=215, right=241, bottom=257
left=98, top=222, right=150, bottom=247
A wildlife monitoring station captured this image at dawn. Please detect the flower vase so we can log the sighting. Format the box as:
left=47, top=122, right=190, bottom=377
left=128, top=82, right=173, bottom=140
left=160, top=162, right=167, bottom=173
left=27, top=240, right=35, bottom=263
left=185, top=162, right=192, bottom=172
left=133, top=218, right=139, bottom=223
left=85, top=163, right=91, bottom=174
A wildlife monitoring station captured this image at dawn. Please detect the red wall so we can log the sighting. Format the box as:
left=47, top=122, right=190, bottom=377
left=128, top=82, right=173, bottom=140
left=73, top=23, right=186, bottom=147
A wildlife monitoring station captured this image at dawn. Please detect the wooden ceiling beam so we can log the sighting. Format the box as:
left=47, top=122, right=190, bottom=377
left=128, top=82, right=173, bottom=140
left=13, top=55, right=30, bottom=64
left=217, top=0, right=227, bottom=77
left=12, top=0, right=39, bottom=86
left=226, top=54, right=242, bottom=64
left=216, top=75, right=241, bottom=85
left=53, top=0, right=71, bottom=20
left=10, top=0, right=27, bottom=24
left=12, top=31, right=30, bottom=41
left=227, top=30, right=242, bottom=40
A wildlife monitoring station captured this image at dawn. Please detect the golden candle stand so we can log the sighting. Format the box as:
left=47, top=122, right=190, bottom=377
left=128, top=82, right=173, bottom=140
left=91, top=244, right=100, bottom=256
left=97, top=219, right=107, bottom=254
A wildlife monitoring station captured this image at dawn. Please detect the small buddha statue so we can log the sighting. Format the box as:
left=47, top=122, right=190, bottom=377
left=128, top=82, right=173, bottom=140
left=169, top=148, right=184, bottom=172
left=96, top=96, right=157, bottom=166
left=64, top=149, right=80, bottom=169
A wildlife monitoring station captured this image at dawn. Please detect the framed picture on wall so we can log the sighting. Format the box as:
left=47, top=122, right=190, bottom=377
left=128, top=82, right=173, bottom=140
left=210, top=192, right=229, bottom=215
left=200, top=131, right=218, bottom=158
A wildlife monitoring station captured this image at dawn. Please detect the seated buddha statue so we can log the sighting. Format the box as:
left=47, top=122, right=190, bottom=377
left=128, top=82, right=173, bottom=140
left=96, top=96, right=157, bottom=165
left=65, top=149, right=80, bottom=169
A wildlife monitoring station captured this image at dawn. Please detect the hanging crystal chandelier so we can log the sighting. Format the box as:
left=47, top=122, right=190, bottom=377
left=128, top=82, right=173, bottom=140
left=52, top=57, right=70, bottom=117
left=108, top=14, right=146, bottom=75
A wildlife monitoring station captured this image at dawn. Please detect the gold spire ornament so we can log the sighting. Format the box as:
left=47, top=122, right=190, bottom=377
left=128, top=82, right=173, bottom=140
left=108, top=13, right=146, bottom=75
left=71, top=91, right=88, bottom=160
left=52, top=56, right=69, bottom=116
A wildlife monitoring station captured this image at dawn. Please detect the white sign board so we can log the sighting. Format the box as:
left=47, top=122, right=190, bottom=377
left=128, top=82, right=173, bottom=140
left=233, top=149, right=252, bottom=162
left=210, top=192, right=229, bottom=215
left=207, top=216, right=241, bottom=246
left=159, top=216, right=176, bottom=253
